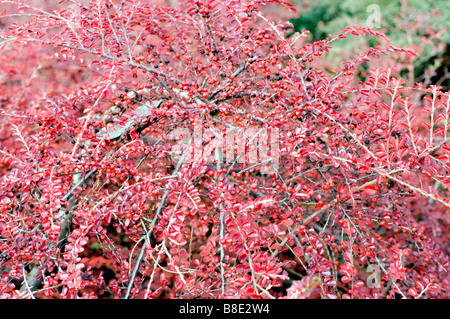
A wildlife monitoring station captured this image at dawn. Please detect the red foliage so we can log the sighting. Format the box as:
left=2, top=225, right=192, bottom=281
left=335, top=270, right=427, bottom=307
left=0, top=0, right=448, bottom=299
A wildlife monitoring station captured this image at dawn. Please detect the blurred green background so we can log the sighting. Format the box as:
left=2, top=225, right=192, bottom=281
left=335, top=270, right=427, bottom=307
left=288, top=0, right=450, bottom=88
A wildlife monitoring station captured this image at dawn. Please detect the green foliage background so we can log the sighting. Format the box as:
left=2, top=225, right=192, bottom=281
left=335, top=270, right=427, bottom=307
left=289, top=0, right=450, bottom=86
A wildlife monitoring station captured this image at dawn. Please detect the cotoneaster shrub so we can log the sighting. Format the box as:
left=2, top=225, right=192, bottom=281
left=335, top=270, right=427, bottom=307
left=0, top=0, right=448, bottom=299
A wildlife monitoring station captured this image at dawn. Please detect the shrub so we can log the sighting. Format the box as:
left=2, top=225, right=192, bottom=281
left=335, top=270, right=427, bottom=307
left=0, top=0, right=448, bottom=299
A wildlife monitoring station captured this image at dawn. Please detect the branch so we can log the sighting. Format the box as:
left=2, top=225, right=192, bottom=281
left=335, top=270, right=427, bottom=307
left=214, top=147, right=226, bottom=295
left=124, top=140, right=190, bottom=299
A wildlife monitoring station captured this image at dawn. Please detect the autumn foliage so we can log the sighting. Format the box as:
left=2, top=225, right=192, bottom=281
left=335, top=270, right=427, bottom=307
left=0, top=0, right=448, bottom=299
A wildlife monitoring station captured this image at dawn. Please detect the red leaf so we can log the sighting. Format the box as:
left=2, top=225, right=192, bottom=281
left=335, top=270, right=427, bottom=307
left=363, top=185, right=377, bottom=196
left=341, top=275, right=352, bottom=283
